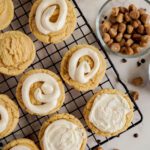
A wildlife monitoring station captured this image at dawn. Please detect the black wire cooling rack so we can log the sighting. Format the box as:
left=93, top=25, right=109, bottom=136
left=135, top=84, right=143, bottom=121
left=0, top=0, right=143, bottom=149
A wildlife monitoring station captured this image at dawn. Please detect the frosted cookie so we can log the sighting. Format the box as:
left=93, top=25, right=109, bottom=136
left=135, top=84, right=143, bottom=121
left=83, top=89, right=134, bottom=137
left=0, top=31, right=35, bottom=76
left=0, top=0, right=14, bottom=30
left=3, top=138, right=39, bottom=150
left=16, top=69, right=65, bottom=116
left=29, top=0, right=76, bottom=43
left=60, top=44, right=106, bottom=91
left=39, top=113, right=87, bottom=150
left=0, top=94, right=19, bottom=139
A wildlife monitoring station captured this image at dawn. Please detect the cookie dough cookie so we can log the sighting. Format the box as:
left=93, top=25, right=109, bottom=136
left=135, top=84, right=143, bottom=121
left=39, top=113, right=87, bottom=150
left=0, top=0, right=14, bottom=30
left=60, top=44, right=106, bottom=91
left=3, top=138, right=39, bottom=150
left=16, top=69, right=65, bottom=116
left=0, top=94, right=19, bottom=139
left=83, top=89, right=134, bottom=137
left=0, top=31, right=35, bottom=76
left=29, top=0, right=76, bottom=43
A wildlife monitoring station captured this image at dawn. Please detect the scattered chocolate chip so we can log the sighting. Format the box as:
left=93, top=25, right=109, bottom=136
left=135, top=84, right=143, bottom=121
left=102, top=20, right=104, bottom=24
left=96, top=140, right=101, bottom=143
left=131, top=76, right=144, bottom=86
left=133, top=133, right=139, bottom=138
left=0, top=143, right=3, bottom=147
left=141, top=58, right=146, bottom=63
left=137, top=61, right=141, bottom=67
left=130, top=91, right=139, bottom=101
left=121, top=58, right=127, bottom=63
left=87, top=128, right=92, bottom=132
left=104, top=16, right=108, bottom=19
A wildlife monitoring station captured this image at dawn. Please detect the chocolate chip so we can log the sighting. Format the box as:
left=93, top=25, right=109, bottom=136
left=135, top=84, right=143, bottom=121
left=87, top=128, right=92, bottom=132
left=104, top=16, right=108, bottom=19
left=141, top=58, right=146, bottom=63
left=121, top=58, right=127, bottom=63
left=96, top=139, right=101, bottom=143
left=0, top=143, right=3, bottom=147
left=133, top=133, right=139, bottom=138
left=137, top=61, right=141, bottom=67
left=102, top=20, right=104, bottom=24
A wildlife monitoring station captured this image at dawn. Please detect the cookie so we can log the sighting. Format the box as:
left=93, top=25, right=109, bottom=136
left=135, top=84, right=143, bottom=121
left=0, top=31, right=35, bottom=76
left=0, top=0, right=14, bottom=30
left=39, top=113, right=87, bottom=150
left=16, top=69, right=65, bottom=116
left=3, top=138, right=39, bottom=150
left=0, top=94, right=19, bottom=139
left=83, top=89, right=134, bottom=137
left=29, top=0, right=76, bottom=44
left=60, top=44, right=106, bottom=91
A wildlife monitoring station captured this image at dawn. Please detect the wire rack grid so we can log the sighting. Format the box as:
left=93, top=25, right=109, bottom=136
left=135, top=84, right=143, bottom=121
left=0, top=0, right=143, bottom=149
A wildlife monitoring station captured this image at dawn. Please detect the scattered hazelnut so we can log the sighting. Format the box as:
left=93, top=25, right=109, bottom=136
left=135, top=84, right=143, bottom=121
left=110, top=43, right=121, bottom=52
left=132, top=20, right=139, bottom=28
left=125, top=39, right=134, bottom=47
left=132, top=34, right=141, bottom=41
left=130, top=91, right=139, bottom=101
left=141, top=14, right=150, bottom=24
left=129, top=4, right=137, bottom=11
left=127, top=25, right=134, bottom=34
left=124, top=34, right=131, bottom=39
left=116, top=13, right=124, bottom=23
left=111, top=7, right=120, bottom=16
left=131, top=76, right=144, bottom=86
left=118, top=23, right=126, bottom=33
left=125, top=47, right=134, bottom=55
left=120, top=38, right=126, bottom=46
left=137, top=25, right=144, bottom=34
left=101, top=21, right=111, bottom=33
left=116, top=33, right=123, bottom=42
left=109, top=28, right=117, bottom=38
left=125, top=13, right=131, bottom=22
left=145, top=24, right=150, bottom=35
left=130, top=10, right=140, bottom=20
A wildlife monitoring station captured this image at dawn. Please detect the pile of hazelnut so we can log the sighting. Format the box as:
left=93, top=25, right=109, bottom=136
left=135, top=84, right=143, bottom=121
left=100, top=4, right=150, bottom=55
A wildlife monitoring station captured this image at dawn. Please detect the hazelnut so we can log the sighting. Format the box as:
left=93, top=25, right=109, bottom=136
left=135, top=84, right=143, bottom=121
left=130, top=10, right=140, bottom=19
left=110, top=43, right=121, bottom=52
left=140, top=35, right=150, bottom=47
left=125, top=39, right=134, bottom=47
left=120, top=38, right=126, bottom=46
left=109, top=15, right=117, bottom=23
left=141, top=14, right=150, bottom=24
left=116, top=13, right=124, bottom=23
left=116, top=33, right=123, bottom=42
left=137, top=25, right=144, bottom=34
left=107, top=39, right=114, bottom=46
left=120, top=46, right=126, bottom=54
left=103, top=33, right=111, bottom=43
left=100, top=21, right=111, bottom=33
left=112, top=23, right=119, bottom=31
left=109, top=28, right=117, bottom=38
left=127, top=25, right=134, bottom=34
left=124, top=34, right=131, bottom=39
left=137, top=20, right=142, bottom=25
left=132, top=34, right=142, bottom=41
left=119, top=7, right=128, bottom=13
left=130, top=91, right=139, bottom=101
left=132, top=20, right=139, bottom=28
left=125, top=47, right=134, bottom=55
left=139, top=8, right=146, bottom=15
left=111, top=7, right=120, bottom=16
left=131, top=76, right=143, bottom=86
left=118, top=23, right=126, bottom=33
left=129, top=4, right=137, bottom=11
left=131, top=44, right=141, bottom=53
left=145, top=24, right=150, bottom=35
left=125, top=13, right=132, bottom=22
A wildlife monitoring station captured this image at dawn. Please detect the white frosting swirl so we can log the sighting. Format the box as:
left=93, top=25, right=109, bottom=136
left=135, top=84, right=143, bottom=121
left=89, top=94, right=130, bottom=133
left=22, top=73, right=61, bottom=115
left=35, top=0, right=68, bottom=34
left=10, top=145, right=30, bottom=150
left=68, top=48, right=100, bottom=84
left=0, top=105, right=9, bottom=132
left=43, top=119, right=85, bottom=150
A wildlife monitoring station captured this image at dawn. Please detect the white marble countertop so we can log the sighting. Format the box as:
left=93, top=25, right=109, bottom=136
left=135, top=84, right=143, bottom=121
left=76, top=0, right=150, bottom=149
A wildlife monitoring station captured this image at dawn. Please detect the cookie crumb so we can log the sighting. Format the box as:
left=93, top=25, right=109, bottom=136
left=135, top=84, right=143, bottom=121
left=131, top=77, right=143, bottom=86
left=130, top=91, right=139, bottom=101
left=133, top=133, right=139, bottom=138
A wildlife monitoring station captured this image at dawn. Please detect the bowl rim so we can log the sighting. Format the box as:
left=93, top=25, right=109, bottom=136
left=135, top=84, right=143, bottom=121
left=96, top=0, right=150, bottom=58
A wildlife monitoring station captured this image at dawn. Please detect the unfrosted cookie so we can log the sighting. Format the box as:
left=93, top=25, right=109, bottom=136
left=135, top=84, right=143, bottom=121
left=0, top=31, right=35, bottom=76
left=39, top=113, right=87, bottom=150
left=83, top=89, right=134, bottom=137
left=16, top=69, right=65, bottom=116
left=3, top=138, right=39, bottom=150
left=60, top=44, right=106, bottom=91
left=0, top=94, right=19, bottom=139
left=29, top=0, right=76, bottom=43
left=0, top=0, right=14, bottom=30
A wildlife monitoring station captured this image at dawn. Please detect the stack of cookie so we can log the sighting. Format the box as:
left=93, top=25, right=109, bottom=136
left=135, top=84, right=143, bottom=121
left=0, top=0, right=134, bottom=150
